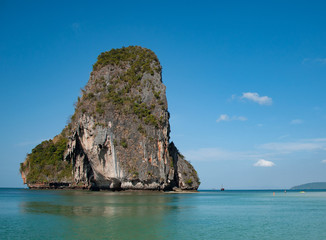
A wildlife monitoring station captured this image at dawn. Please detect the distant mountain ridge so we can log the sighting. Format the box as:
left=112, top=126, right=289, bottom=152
left=291, top=182, right=326, bottom=190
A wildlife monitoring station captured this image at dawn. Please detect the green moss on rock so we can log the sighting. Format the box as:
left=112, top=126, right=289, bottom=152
left=21, top=135, right=72, bottom=184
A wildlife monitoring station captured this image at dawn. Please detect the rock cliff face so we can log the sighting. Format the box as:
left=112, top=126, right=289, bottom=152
left=20, top=46, right=200, bottom=191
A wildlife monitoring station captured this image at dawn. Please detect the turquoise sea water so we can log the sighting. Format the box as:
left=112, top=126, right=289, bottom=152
left=1, top=189, right=326, bottom=239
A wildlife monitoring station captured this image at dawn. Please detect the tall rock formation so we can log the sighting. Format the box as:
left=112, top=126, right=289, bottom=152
left=20, top=46, right=200, bottom=191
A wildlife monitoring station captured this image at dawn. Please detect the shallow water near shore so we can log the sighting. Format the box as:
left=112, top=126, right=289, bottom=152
left=1, top=188, right=326, bottom=239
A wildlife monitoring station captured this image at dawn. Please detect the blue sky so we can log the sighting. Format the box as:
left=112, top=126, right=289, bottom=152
left=1, top=0, right=325, bottom=189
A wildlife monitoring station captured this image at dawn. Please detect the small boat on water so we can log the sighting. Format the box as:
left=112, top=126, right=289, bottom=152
left=220, top=185, right=225, bottom=191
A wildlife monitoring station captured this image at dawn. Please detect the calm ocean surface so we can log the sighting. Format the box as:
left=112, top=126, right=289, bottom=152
left=1, top=188, right=326, bottom=239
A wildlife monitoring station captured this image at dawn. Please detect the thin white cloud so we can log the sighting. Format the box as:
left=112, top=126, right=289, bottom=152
left=279, top=134, right=290, bottom=139
left=228, top=94, right=237, bottom=102
left=302, top=58, right=310, bottom=64
left=290, top=119, right=303, bottom=125
left=309, top=138, right=326, bottom=142
left=237, top=116, right=248, bottom=121
left=241, top=92, right=273, bottom=105
left=321, top=160, right=326, bottom=164
left=259, top=139, right=326, bottom=153
left=184, top=138, right=326, bottom=163
left=185, top=148, right=236, bottom=162
left=216, top=114, right=247, bottom=123
left=254, top=159, right=275, bottom=167
left=216, top=114, right=230, bottom=122
left=316, top=58, right=326, bottom=64
left=184, top=147, right=276, bottom=162
left=303, top=58, right=326, bottom=65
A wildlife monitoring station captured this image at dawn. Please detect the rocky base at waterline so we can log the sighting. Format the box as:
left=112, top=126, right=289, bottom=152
left=20, top=46, right=200, bottom=191
left=26, top=182, right=84, bottom=190
left=27, top=183, right=199, bottom=193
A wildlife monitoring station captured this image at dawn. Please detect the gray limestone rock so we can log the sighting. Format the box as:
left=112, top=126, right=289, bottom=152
left=21, top=46, right=200, bottom=191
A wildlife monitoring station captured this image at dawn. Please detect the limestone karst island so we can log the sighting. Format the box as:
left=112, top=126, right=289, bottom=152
left=20, top=46, right=200, bottom=191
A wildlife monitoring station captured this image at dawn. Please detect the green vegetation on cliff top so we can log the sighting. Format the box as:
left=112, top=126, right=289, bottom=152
left=93, top=46, right=160, bottom=72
